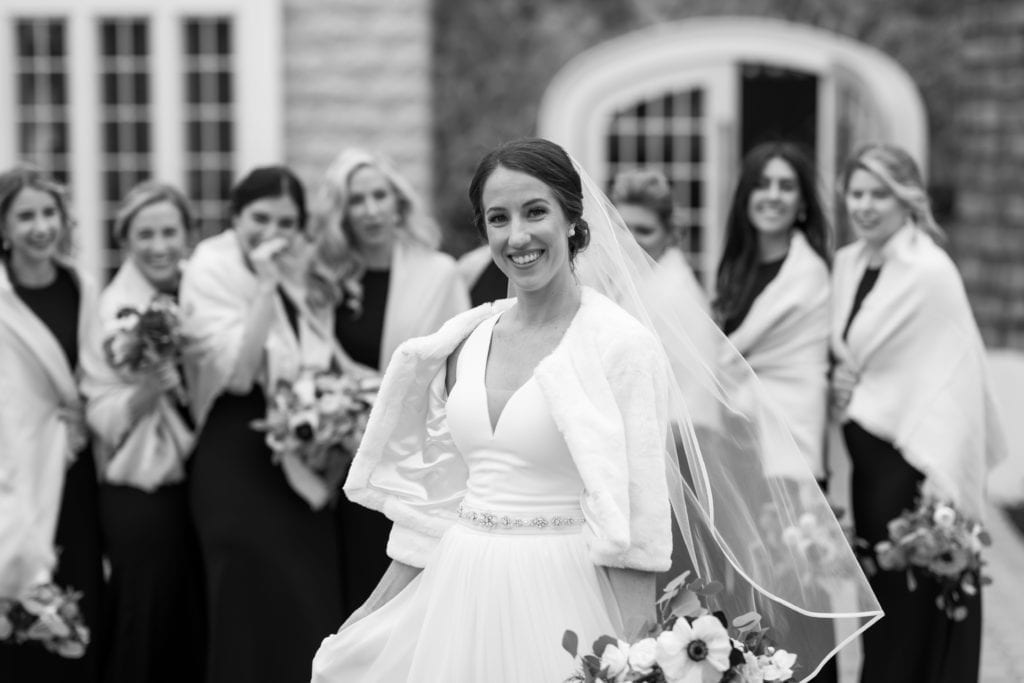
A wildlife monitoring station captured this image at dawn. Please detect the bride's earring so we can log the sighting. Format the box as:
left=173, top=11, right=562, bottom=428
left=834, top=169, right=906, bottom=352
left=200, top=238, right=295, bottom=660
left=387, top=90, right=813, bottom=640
left=568, top=223, right=576, bottom=237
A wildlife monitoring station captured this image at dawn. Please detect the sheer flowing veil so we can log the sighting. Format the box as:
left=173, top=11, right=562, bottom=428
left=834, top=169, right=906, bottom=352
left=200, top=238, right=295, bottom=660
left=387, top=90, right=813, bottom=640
left=570, top=159, right=882, bottom=681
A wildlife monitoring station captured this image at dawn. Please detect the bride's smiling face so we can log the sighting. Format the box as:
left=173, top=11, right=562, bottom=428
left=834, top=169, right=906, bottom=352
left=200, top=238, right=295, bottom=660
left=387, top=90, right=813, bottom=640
left=481, top=166, right=573, bottom=295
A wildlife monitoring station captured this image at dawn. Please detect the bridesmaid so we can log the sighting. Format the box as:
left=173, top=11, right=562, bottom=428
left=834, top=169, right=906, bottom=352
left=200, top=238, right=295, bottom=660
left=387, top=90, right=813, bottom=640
left=713, top=142, right=831, bottom=485
left=610, top=167, right=707, bottom=310
left=831, top=144, right=1005, bottom=683
left=311, top=149, right=470, bottom=616
left=713, top=143, right=835, bottom=683
left=79, top=181, right=204, bottom=682
left=181, top=166, right=341, bottom=683
left=0, top=164, right=103, bottom=682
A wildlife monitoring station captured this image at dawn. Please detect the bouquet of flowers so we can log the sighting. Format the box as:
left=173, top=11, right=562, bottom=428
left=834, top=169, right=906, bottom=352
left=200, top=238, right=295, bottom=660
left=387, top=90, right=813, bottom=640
left=103, top=294, right=186, bottom=374
left=870, top=492, right=991, bottom=621
left=0, top=582, right=90, bottom=658
left=564, top=572, right=798, bottom=683
left=251, top=368, right=380, bottom=491
left=759, top=503, right=865, bottom=586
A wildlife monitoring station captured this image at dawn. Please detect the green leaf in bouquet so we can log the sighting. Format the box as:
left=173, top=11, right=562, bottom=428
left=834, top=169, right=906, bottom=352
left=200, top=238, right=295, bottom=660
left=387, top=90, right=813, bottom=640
left=562, top=629, right=579, bottom=657
left=669, top=587, right=702, bottom=620
left=906, top=569, right=917, bottom=592
left=695, top=580, right=724, bottom=597
left=592, top=634, right=618, bottom=658
left=977, top=529, right=992, bottom=546
left=659, top=570, right=691, bottom=599
left=582, top=654, right=601, bottom=679
left=731, top=610, right=761, bottom=634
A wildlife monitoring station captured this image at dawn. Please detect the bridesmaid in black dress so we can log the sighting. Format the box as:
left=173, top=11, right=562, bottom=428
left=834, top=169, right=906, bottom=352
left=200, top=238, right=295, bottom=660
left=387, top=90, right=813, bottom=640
left=181, top=167, right=341, bottom=683
left=79, top=181, right=205, bottom=683
left=832, top=144, right=999, bottom=683
left=711, top=144, right=837, bottom=683
left=313, top=149, right=469, bottom=616
left=0, top=165, right=103, bottom=682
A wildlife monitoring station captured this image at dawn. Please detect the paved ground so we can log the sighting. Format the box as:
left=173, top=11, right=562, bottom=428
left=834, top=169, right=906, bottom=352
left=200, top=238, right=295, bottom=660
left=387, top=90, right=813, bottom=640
left=835, top=503, right=1024, bottom=682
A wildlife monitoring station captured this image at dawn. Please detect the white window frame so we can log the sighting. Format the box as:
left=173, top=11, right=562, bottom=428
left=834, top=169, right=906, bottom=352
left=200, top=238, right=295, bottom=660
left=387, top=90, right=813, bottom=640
left=0, top=0, right=283, bottom=283
left=538, top=16, right=928, bottom=286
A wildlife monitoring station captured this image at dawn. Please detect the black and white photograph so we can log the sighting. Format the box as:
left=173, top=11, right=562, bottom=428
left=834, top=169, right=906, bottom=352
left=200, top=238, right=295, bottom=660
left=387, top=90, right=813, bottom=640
left=1, top=1, right=1023, bottom=681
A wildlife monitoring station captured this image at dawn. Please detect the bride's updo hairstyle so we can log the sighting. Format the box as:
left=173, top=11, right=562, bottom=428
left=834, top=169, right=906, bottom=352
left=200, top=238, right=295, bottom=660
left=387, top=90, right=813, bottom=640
left=468, top=138, right=591, bottom=263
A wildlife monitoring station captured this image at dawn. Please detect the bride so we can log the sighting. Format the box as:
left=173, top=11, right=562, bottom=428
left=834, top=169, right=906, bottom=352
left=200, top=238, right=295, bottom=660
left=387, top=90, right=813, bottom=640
left=311, top=138, right=881, bottom=682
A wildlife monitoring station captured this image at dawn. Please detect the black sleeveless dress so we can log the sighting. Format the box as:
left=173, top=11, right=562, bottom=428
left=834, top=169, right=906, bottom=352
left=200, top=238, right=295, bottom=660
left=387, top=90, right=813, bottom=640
left=0, top=265, right=103, bottom=683
left=843, top=266, right=982, bottom=683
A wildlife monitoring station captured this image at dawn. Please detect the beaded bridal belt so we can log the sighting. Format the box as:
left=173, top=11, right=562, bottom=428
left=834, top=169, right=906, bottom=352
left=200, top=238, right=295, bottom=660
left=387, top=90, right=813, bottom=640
left=456, top=503, right=587, bottom=532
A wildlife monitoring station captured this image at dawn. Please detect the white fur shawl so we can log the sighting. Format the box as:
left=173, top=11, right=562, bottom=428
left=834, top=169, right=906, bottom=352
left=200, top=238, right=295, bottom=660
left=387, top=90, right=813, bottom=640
left=0, top=262, right=98, bottom=597
left=79, top=258, right=193, bottom=490
left=379, top=238, right=470, bottom=370
left=724, top=231, right=830, bottom=480
left=344, top=287, right=672, bottom=572
left=831, top=224, right=1007, bottom=520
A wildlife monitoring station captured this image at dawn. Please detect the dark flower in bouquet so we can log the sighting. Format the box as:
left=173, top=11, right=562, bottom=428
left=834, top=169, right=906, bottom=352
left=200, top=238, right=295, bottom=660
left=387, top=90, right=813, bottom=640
left=251, top=367, right=380, bottom=492
left=870, top=491, right=990, bottom=621
left=103, top=295, right=186, bottom=374
left=0, top=582, right=90, bottom=658
left=563, top=572, right=798, bottom=683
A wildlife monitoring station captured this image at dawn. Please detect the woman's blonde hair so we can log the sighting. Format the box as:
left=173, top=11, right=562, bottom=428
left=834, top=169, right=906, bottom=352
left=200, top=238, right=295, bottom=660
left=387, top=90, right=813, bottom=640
left=114, top=180, right=194, bottom=245
left=839, top=143, right=945, bottom=244
left=308, top=149, right=441, bottom=311
left=0, top=162, right=76, bottom=260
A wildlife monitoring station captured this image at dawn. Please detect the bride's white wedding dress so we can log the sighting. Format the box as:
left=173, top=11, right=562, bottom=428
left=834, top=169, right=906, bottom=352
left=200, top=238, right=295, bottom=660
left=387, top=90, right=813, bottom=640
left=311, top=312, right=621, bottom=682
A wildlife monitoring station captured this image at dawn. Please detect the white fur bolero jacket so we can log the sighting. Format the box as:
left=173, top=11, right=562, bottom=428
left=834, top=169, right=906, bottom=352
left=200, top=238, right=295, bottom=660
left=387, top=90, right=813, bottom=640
left=343, top=287, right=672, bottom=572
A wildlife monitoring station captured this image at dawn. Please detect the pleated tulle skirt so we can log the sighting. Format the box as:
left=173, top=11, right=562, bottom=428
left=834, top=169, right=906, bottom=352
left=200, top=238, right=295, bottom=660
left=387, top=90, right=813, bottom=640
left=311, top=521, right=621, bottom=683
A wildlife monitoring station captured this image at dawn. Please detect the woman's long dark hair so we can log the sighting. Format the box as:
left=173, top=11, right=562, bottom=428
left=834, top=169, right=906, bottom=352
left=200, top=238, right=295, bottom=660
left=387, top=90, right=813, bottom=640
left=713, top=141, right=831, bottom=326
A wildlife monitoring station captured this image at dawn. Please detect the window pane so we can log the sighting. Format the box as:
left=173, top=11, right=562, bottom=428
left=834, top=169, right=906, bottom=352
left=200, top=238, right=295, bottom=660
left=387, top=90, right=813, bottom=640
left=14, top=19, right=71, bottom=183
left=606, top=87, right=707, bottom=282
left=183, top=17, right=235, bottom=239
left=98, top=18, right=153, bottom=256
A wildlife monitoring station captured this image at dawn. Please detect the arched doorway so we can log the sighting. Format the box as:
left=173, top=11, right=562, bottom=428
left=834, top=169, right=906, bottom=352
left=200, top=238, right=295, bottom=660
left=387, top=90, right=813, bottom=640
left=538, top=17, right=927, bottom=288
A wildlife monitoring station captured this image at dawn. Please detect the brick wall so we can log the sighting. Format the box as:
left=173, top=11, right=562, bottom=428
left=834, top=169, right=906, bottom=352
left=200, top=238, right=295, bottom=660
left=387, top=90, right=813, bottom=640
left=283, top=0, right=433, bottom=210
left=954, top=0, right=1024, bottom=348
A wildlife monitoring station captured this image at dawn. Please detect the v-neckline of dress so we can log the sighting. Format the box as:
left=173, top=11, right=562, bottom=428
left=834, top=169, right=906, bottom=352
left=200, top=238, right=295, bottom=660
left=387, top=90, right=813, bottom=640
left=478, top=302, right=582, bottom=438
left=481, top=315, right=532, bottom=438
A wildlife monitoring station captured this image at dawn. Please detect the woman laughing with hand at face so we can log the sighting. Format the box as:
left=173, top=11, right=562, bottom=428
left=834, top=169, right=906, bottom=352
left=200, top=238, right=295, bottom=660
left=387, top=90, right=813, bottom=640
left=180, top=166, right=343, bottom=683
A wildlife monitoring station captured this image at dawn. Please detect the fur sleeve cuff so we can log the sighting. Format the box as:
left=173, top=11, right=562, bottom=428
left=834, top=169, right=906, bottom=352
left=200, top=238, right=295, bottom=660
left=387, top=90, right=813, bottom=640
left=588, top=534, right=672, bottom=572
left=386, top=523, right=442, bottom=568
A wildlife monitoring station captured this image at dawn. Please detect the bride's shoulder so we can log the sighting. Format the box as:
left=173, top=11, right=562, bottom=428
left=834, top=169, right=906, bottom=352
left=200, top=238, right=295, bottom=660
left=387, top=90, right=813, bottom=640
left=577, top=289, right=662, bottom=362
left=396, top=299, right=509, bottom=363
